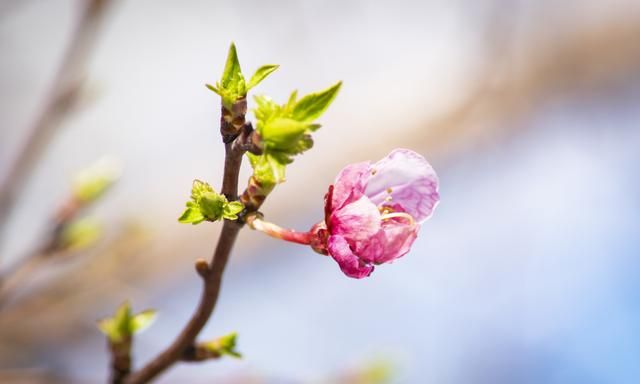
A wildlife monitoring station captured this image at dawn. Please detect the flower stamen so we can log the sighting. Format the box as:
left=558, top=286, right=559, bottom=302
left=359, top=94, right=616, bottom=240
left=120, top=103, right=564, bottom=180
left=380, top=211, right=415, bottom=225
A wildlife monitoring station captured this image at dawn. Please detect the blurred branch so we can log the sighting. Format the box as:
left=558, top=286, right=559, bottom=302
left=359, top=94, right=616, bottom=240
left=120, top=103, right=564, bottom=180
left=0, top=195, right=81, bottom=308
left=407, top=14, right=640, bottom=159
left=109, top=335, right=132, bottom=384
left=0, top=0, right=115, bottom=248
left=0, top=368, right=66, bottom=384
left=0, top=157, right=119, bottom=308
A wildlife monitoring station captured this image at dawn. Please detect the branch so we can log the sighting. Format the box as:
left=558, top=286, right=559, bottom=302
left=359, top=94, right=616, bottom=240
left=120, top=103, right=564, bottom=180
left=123, top=107, right=249, bottom=384
left=0, top=196, right=82, bottom=308
left=0, top=0, right=114, bottom=246
left=109, top=336, right=132, bottom=384
left=180, top=344, right=222, bottom=362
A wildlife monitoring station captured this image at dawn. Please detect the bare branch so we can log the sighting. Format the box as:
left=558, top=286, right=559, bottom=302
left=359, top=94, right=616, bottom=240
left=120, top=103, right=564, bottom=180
left=0, top=0, right=115, bottom=247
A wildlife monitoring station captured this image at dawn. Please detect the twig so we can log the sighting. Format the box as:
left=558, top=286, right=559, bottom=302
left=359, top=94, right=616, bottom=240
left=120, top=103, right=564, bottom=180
left=122, top=107, right=251, bottom=384
left=0, top=252, right=47, bottom=308
left=0, top=0, right=114, bottom=247
left=0, top=195, right=82, bottom=308
left=109, top=336, right=132, bottom=384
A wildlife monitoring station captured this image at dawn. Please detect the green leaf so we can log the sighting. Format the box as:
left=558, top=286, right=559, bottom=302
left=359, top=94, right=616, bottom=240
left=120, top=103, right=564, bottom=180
left=72, top=157, right=121, bottom=203
left=130, top=309, right=157, bottom=334
left=199, top=192, right=227, bottom=221
left=97, top=318, right=117, bottom=340
left=285, top=134, right=314, bottom=155
left=247, top=152, right=287, bottom=186
left=204, top=332, right=242, bottom=359
left=292, top=81, right=342, bottom=123
left=180, top=180, right=244, bottom=224
left=97, top=301, right=156, bottom=343
left=60, top=217, right=102, bottom=250
left=221, top=42, right=241, bottom=88
left=178, top=206, right=205, bottom=224
left=247, top=64, right=279, bottom=90
left=98, top=301, right=131, bottom=343
left=285, top=90, right=298, bottom=112
left=114, top=301, right=132, bottom=339
left=261, top=117, right=310, bottom=148
left=249, top=81, right=341, bottom=192
left=205, top=83, right=221, bottom=96
left=223, top=201, right=244, bottom=220
left=191, top=179, right=214, bottom=199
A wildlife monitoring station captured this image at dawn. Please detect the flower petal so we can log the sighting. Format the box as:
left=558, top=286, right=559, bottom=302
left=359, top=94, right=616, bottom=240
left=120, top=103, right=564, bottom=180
left=364, top=220, right=419, bottom=264
left=329, top=196, right=381, bottom=242
left=365, top=149, right=439, bottom=223
left=328, top=235, right=374, bottom=279
left=331, top=162, right=371, bottom=211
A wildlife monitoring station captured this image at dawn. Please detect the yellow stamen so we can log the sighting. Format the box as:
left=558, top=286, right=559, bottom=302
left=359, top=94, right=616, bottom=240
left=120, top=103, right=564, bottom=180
left=380, top=212, right=415, bottom=225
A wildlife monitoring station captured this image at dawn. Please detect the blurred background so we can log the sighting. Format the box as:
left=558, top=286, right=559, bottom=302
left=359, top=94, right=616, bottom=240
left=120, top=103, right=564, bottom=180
left=1, top=0, right=640, bottom=383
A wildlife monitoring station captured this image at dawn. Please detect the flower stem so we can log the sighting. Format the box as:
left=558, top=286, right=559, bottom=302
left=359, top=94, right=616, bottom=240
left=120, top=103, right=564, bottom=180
left=247, top=215, right=312, bottom=245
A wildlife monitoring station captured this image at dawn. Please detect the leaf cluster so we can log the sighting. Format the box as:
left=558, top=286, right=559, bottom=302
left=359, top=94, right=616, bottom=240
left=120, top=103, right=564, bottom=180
left=178, top=180, right=244, bottom=224
left=248, top=81, right=342, bottom=187
left=206, top=43, right=279, bottom=110
left=97, top=301, right=156, bottom=343
left=203, top=332, right=242, bottom=359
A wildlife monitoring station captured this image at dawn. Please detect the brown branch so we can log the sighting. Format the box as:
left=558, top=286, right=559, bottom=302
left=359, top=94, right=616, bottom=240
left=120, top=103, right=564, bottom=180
left=180, top=343, right=222, bottom=362
left=109, top=336, right=132, bottom=384
left=0, top=195, right=83, bottom=308
left=122, top=107, right=250, bottom=384
left=0, top=0, right=114, bottom=247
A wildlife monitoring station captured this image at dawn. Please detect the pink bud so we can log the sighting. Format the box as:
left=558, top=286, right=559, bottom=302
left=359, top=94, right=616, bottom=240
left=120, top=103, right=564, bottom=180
left=313, top=149, right=439, bottom=278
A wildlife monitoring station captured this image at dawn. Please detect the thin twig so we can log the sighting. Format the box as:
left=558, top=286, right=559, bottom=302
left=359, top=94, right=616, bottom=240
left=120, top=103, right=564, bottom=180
left=123, top=111, right=250, bottom=384
left=109, top=336, right=132, bottom=384
left=0, top=0, right=114, bottom=247
left=0, top=253, right=47, bottom=308
left=0, top=195, right=82, bottom=308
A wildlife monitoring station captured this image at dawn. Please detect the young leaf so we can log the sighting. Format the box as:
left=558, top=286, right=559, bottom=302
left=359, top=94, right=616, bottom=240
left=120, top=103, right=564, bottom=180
left=72, top=157, right=121, bottom=203
left=130, top=310, right=157, bottom=334
left=247, top=64, right=279, bottom=90
left=223, top=201, right=244, bottom=220
left=191, top=180, right=214, bottom=199
left=204, top=332, right=242, bottom=359
left=60, top=217, right=102, bottom=250
left=292, top=81, right=342, bottom=123
left=178, top=206, right=205, bottom=224
left=205, top=83, right=222, bottom=96
left=98, top=301, right=131, bottom=343
left=199, top=192, right=227, bottom=221
left=114, top=301, right=133, bottom=338
left=97, top=301, right=157, bottom=343
left=97, top=318, right=117, bottom=340
left=179, top=180, right=245, bottom=223
left=248, top=152, right=287, bottom=186
left=260, top=118, right=309, bottom=148
left=221, top=42, right=242, bottom=88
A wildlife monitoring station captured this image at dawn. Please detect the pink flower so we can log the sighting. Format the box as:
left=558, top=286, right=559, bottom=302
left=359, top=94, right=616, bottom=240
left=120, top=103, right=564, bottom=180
left=310, top=149, right=439, bottom=278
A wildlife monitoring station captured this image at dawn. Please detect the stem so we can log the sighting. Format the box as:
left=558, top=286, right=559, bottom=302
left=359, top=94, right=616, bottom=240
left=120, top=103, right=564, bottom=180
left=110, top=336, right=132, bottom=384
left=247, top=215, right=312, bottom=245
left=123, top=117, right=247, bottom=384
